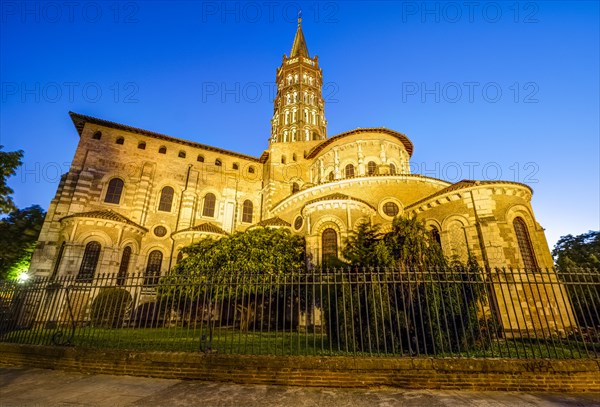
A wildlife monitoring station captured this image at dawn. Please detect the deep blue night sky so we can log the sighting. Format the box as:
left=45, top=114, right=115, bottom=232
left=1, top=1, right=598, bottom=247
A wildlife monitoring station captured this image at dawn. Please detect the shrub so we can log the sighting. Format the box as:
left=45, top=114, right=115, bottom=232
left=90, top=288, right=132, bottom=328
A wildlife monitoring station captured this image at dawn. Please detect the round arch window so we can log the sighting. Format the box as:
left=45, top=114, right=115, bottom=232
left=382, top=202, right=399, bottom=217
left=153, top=226, right=167, bottom=237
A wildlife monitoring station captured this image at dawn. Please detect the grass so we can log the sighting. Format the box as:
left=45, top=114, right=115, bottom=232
left=1, top=325, right=597, bottom=359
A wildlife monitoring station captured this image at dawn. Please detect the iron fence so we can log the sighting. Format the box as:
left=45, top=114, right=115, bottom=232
left=0, top=267, right=598, bottom=358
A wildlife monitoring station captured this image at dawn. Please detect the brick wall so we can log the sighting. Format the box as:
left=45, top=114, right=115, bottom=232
left=0, top=343, right=598, bottom=391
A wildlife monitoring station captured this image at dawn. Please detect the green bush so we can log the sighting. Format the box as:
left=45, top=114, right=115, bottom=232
left=90, top=288, right=132, bottom=328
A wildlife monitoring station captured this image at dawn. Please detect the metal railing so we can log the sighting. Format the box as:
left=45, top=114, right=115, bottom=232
left=0, top=267, right=598, bottom=358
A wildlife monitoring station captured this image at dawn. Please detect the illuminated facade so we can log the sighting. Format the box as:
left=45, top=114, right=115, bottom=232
left=30, top=18, right=555, bottom=281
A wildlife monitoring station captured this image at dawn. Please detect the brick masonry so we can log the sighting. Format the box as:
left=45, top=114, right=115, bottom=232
left=1, top=343, right=598, bottom=392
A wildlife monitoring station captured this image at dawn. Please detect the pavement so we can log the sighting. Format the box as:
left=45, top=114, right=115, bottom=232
left=0, top=367, right=599, bottom=407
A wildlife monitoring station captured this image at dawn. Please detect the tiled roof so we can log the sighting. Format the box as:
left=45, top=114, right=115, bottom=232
left=69, top=111, right=261, bottom=163
left=405, top=179, right=533, bottom=209
left=305, top=128, right=414, bottom=158
left=174, top=223, right=228, bottom=235
left=255, top=217, right=291, bottom=227
left=61, top=210, right=147, bottom=231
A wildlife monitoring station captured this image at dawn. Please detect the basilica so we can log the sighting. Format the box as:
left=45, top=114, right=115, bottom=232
left=29, top=19, right=554, bottom=283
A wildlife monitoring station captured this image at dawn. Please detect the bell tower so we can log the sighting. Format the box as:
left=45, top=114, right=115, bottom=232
left=270, top=16, right=327, bottom=145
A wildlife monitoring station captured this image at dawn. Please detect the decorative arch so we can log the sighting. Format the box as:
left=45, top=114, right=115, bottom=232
left=312, top=215, right=346, bottom=237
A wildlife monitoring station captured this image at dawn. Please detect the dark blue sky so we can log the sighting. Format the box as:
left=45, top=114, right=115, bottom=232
left=1, top=1, right=598, bottom=247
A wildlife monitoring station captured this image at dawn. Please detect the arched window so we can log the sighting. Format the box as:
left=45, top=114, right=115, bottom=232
left=248, top=166, right=255, bottom=174
left=176, top=251, right=184, bottom=264
left=203, top=193, right=216, bottom=217
left=292, top=153, right=297, bottom=162
left=328, top=172, right=334, bottom=181
left=242, top=200, right=253, bottom=223
left=144, top=250, right=163, bottom=286
left=430, top=226, right=441, bottom=246
left=513, top=217, right=538, bottom=271
left=138, top=141, right=146, bottom=150
left=281, top=155, right=286, bottom=164
left=158, top=146, right=167, bottom=154
left=92, top=131, right=102, bottom=140
left=322, top=228, right=338, bottom=266
left=389, top=163, right=397, bottom=175
left=104, top=178, right=124, bottom=204
left=367, top=161, right=377, bottom=176
left=291, top=182, right=300, bottom=193
left=345, top=164, right=355, bottom=178
left=116, top=246, right=132, bottom=286
left=116, top=137, right=124, bottom=145
left=158, top=186, right=174, bottom=212
left=232, top=163, right=239, bottom=170
left=197, top=154, right=205, bottom=162
left=178, top=151, right=186, bottom=158
left=77, top=241, right=101, bottom=282
left=215, top=158, right=222, bottom=166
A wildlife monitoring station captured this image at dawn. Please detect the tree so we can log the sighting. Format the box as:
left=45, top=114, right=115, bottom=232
left=552, top=231, right=599, bottom=270
left=325, top=215, right=488, bottom=355
left=0, top=205, right=45, bottom=280
left=158, top=227, right=306, bottom=330
left=0, top=146, right=23, bottom=215
left=552, top=231, right=599, bottom=328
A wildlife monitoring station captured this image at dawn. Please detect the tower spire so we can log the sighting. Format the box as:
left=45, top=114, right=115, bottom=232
left=290, top=10, right=309, bottom=58
left=270, top=19, right=327, bottom=144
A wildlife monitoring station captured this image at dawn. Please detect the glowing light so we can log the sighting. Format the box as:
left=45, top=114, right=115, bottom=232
left=17, top=272, right=30, bottom=283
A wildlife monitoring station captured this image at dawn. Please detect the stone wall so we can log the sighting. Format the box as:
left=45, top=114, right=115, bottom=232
left=0, top=343, right=597, bottom=392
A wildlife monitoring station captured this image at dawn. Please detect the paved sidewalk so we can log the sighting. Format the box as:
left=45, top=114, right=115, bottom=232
left=0, top=367, right=598, bottom=407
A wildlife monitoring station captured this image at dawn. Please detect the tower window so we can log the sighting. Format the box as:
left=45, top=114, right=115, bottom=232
left=138, top=142, right=146, bottom=150
left=281, top=155, right=286, bottom=164
left=178, top=151, right=186, bottom=158
left=215, top=158, right=222, bottom=166
left=104, top=178, right=124, bottom=204
left=513, top=217, right=538, bottom=271
left=77, top=241, right=101, bottom=282
left=390, top=163, right=397, bottom=175
left=367, top=161, right=377, bottom=176
left=203, top=193, right=216, bottom=217
left=197, top=154, right=205, bottom=162
left=328, top=172, right=334, bottom=181
left=344, top=164, right=355, bottom=178
left=248, top=166, right=255, bottom=174
left=233, top=163, right=239, bottom=170
left=322, top=228, right=338, bottom=266
left=159, top=146, right=167, bottom=154
left=292, top=153, right=297, bottom=162
left=116, top=137, right=125, bottom=145
left=291, top=182, right=300, bottom=193
left=92, top=131, right=102, bottom=140
left=242, top=200, right=253, bottom=223
left=158, top=186, right=174, bottom=212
